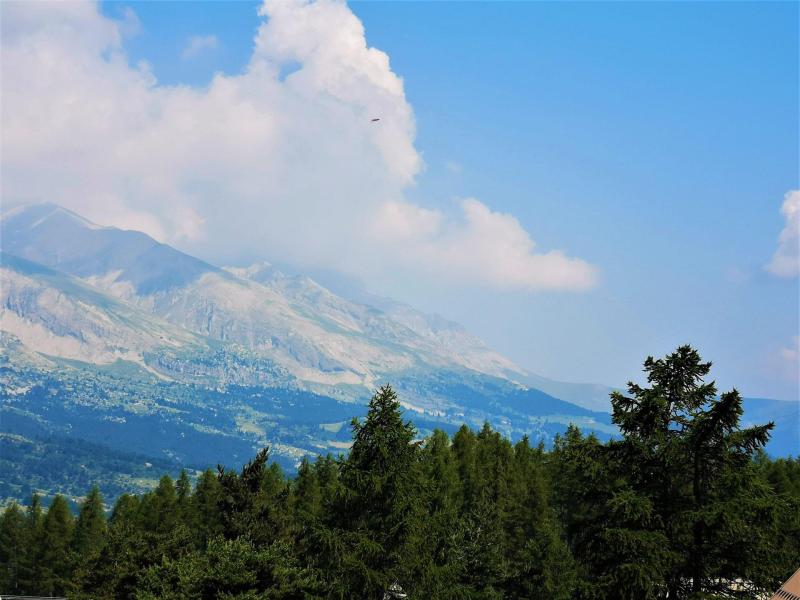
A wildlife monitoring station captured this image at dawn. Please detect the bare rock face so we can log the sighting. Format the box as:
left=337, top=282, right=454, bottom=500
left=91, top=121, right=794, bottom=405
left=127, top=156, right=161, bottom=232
left=1, top=203, right=530, bottom=398
left=4, top=205, right=607, bottom=479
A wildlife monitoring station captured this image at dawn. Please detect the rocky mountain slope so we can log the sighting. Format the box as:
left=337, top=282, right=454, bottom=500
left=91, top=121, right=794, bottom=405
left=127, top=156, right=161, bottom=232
left=2, top=204, right=525, bottom=395
left=0, top=204, right=794, bottom=502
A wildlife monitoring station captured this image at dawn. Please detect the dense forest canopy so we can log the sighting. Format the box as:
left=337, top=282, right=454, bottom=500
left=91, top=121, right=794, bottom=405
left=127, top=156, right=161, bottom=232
left=1, top=346, right=798, bottom=599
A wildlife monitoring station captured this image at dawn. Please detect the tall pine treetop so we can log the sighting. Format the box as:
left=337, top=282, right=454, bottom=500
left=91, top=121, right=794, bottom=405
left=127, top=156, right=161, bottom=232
left=347, top=384, right=418, bottom=477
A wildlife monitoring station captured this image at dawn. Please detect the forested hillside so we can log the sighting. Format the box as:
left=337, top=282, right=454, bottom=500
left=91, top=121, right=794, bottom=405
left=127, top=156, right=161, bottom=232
left=1, top=347, right=798, bottom=599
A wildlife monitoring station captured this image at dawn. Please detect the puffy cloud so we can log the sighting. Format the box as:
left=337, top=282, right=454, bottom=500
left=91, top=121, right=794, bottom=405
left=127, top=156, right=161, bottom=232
left=181, top=34, right=218, bottom=60
left=766, top=190, right=800, bottom=278
left=372, top=199, right=597, bottom=291
left=0, top=0, right=596, bottom=292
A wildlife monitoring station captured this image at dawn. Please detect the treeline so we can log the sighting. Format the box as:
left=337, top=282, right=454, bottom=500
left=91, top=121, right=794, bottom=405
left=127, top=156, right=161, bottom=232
left=1, top=346, right=798, bottom=599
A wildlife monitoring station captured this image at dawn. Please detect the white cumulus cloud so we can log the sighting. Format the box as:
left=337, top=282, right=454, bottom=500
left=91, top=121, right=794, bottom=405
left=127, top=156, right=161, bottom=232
left=0, top=0, right=597, bottom=293
left=766, top=190, right=800, bottom=279
left=181, top=34, right=218, bottom=60
left=372, top=199, right=597, bottom=291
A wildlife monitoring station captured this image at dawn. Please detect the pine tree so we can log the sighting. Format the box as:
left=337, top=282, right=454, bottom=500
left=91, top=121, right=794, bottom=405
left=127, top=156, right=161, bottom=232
left=415, top=428, right=468, bottom=598
left=78, top=493, right=149, bottom=599
left=550, top=425, right=669, bottom=600
left=424, top=429, right=461, bottom=514
left=294, top=456, right=322, bottom=521
left=315, top=453, right=341, bottom=507
left=503, top=436, right=575, bottom=600
left=475, top=423, right=513, bottom=510
left=110, top=493, right=140, bottom=528
left=320, top=384, right=423, bottom=598
left=73, top=485, right=107, bottom=558
left=193, top=468, right=223, bottom=544
left=18, top=493, right=45, bottom=593
left=217, top=447, right=286, bottom=546
left=135, top=537, right=321, bottom=598
left=610, top=345, right=776, bottom=598
left=0, top=503, right=25, bottom=593
left=460, top=492, right=506, bottom=599
left=176, top=469, right=193, bottom=521
left=153, top=474, right=178, bottom=534
left=452, top=424, right=479, bottom=511
left=39, top=494, right=75, bottom=597
left=755, top=454, right=800, bottom=584
left=0, top=365, right=793, bottom=598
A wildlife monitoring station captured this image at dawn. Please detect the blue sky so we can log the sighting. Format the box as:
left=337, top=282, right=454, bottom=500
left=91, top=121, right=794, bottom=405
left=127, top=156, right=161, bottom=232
left=44, top=1, right=800, bottom=398
left=348, top=2, right=799, bottom=398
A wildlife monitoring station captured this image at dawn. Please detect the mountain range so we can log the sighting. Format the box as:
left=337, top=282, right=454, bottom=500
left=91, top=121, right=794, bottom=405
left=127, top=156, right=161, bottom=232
left=1, top=203, right=796, bottom=503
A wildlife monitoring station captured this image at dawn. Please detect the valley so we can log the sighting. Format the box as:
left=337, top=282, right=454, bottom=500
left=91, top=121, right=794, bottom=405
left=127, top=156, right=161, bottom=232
left=0, top=204, right=795, bottom=505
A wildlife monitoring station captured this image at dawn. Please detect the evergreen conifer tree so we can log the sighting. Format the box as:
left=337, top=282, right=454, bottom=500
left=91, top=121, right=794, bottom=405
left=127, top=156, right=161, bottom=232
left=0, top=503, right=25, bottom=593
left=0, top=355, right=793, bottom=599
left=193, top=468, right=223, bottom=543
left=153, top=474, right=178, bottom=534
left=18, top=493, right=45, bottom=593
left=39, top=494, right=75, bottom=597
left=175, top=469, right=193, bottom=523
left=321, top=384, right=423, bottom=598
left=110, top=493, right=140, bottom=528
left=503, top=436, right=575, bottom=600
left=294, top=456, right=322, bottom=522
left=73, top=485, right=107, bottom=558
left=217, top=447, right=286, bottom=546
left=414, top=428, right=467, bottom=598
left=610, top=345, right=776, bottom=598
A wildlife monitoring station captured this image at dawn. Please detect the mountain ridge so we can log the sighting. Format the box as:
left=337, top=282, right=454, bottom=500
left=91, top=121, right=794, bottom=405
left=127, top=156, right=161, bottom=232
left=2, top=203, right=532, bottom=394
left=0, top=203, right=795, bottom=497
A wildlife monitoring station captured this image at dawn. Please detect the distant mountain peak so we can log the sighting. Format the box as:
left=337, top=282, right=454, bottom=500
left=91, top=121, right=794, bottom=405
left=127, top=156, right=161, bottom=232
left=2, top=204, right=619, bottom=411
left=1, top=202, right=219, bottom=295
left=1, top=202, right=107, bottom=231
